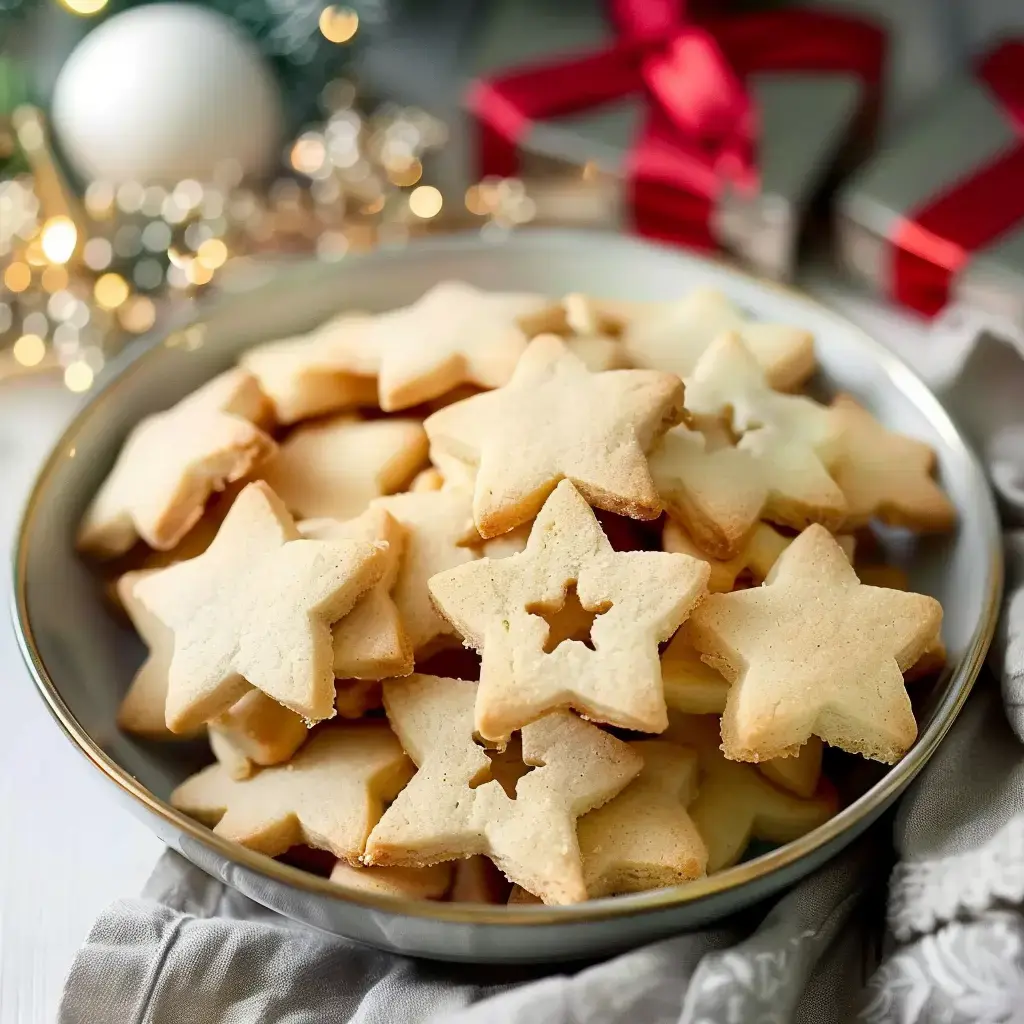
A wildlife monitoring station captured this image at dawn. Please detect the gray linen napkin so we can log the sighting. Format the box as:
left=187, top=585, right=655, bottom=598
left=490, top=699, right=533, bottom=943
left=58, top=329, right=1024, bottom=1024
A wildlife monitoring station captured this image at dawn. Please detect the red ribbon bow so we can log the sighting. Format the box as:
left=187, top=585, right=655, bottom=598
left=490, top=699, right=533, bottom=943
left=893, top=42, right=1024, bottom=316
left=469, top=1, right=885, bottom=250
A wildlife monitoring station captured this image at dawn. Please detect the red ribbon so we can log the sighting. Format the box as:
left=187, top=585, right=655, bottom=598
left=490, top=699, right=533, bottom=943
left=892, top=42, right=1024, bottom=316
left=468, top=2, right=885, bottom=250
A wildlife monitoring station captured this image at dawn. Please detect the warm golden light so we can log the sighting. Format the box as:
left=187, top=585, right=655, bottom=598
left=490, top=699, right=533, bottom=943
left=409, top=185, right=443, bottom=219
left=387, top=158, right=423, bottom=187
left=41, top=265, right=69, bottom=293
left=83, top=237, right=113, bottom=271
left=59, top=0, right=108, bottom=13
left=319, top=6, right=359, bottom=43
left=196, top=238, right=228, bottom=270
left=13, top=333, right=45, bottom=367
left=187, top=260, right=214, bottom=286
left=94, top=273, right=130, bottom=311
left=64, top=361, right=94, bottom=392
left=118, top=295, right=157, bottom=334
left=290, top=135, right=327, bottom=175
left=40, top=216, right=78, bottom=264
left=4, top=261, right=31, bottom=292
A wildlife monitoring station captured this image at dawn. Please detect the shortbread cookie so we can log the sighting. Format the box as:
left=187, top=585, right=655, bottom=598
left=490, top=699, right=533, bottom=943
left=424, top=334, right=685, bottom=538
left=241, top=315, right=378, bottom=425
left=78, top=368, right=277, bottom=558
left=682, top=334, right=846, bottom=542
left=620, top=288, right=815, bottom=392
left=115, top=569, right=197, bottom=740
left=134, top=481, right=388, bottom=730
left=335, top=679, right=384, bottom=718
left=429, top=480, right=709, bottom=742
left=300, top=509, right=413, bottom=680
left=207, top=725, right=257, bottom=781
left=327, top=281, right=549, bottom=411
left=577, top=740, right=707, bottom=897
left=172, top=722, right=412, bottom=860
left=663, top=519, right=855, bottom=593
left=829, top=395, right=956, bottom=532
left=329, top=860, right=453, bottom=900
left=687, top=525, right=942, bottom=764
left=208, top=689, right=308, bottom=778
left=667, top=715, right=837, bottom=872
left=448, top=856, right=512, bottom=904
left=527, top=293, right=628, bottom=372
left=757, top=737, right=824, bottom=799
left=409, top=467, right=445, bottom=493
left=371, top=488, right=481, bottom=654
left=262, top=415, right=428, bottom=521
left=363, top=674, right=642, bottom=904
left=660, top=627, right=731, bottom=716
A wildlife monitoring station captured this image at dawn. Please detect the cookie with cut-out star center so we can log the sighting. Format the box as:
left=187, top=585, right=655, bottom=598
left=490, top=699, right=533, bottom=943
left=241, top=314, right=378, bottom=425
left=687, top=525, right=941, bottom=764
left=577, top=739, right=707, bottom=897
left=618, top=287, right=815, bottom=392
left=424, top=334, right=685, bottom=539
left=362, top=674, right=642, bottom=905
left=172, top=722, right=412, bottom=860
left=261, top=415, right=428, bottom=521
left=829, top=395, right=956, bottom=532
left=429, top=480, right=709, bottom=743
left=78, top=368, right=277, bottom=558
left=682, top=333, right=847, bottom=539
left=666, top=715, right=837, bottom=872
left=327, top=281, right=549, bottom=412
left=134, top=481, right=388, bottom=731
left=299, top=508, right=413, bottom=680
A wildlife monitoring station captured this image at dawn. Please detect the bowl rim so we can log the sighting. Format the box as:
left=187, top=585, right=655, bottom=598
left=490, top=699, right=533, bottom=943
left=11, top=228, right=1004, bottom=927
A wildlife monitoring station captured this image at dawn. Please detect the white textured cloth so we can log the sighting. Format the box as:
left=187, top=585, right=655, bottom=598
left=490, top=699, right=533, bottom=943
left=58, top=326, right=1024, bottom=1024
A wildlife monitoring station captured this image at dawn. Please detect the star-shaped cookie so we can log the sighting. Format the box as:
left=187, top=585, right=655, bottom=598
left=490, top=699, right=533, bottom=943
left=328, top=281, right=549, bottom=411
left=682, top=333, right=846, bottom=539
left=577, top=739, right=707, bottom=897
left=371, top=487, right=482, bottom=655
left=666, top=715, right=837, bottom=872
left=362, top=674, right=642, bottom=904
left=620, top=287, right=815, bottom=392
left=424, top=334, right=685, bottom=538
left=172, top=722, right=413, bottom=860
left=299, top=508, right=414, bottom=680
left=78, top=368, right=277, bottom=558
left=329, top=860, right=453, bottom=900
left=429, top=480, right=709, bottom=743
left=208, top=689, right=309, bottom=780
left=829, top=395, right=956, bottom=532
left=241, top=314, right=378, bottom=425
left=134, top=481, right=388, bottom=731
left=687, top=525, right=942, bottom=763
left=261, top=415, right=428, bottom=521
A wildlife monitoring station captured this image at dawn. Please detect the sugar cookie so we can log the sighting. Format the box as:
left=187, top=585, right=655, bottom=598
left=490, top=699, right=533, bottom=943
left=363, top=674, right=642, bottom=904
left=429, top=480, right=709, bottom=742
left=78, top=368, right=276, bottom=558
left=660, top=627, right=731, bottom=716
left=667, top=715, right=837, bottom=872
left=328, top=281, right=549, bottom=411
left=687, top=525, right=942, bottom=763
left=172, top=722, right=412, bottom=860
left=620, top=288, right=815, bottom=392
left=208, top=689, right=308, bottom=779
left=329, top=860, right=453, bottom=900
left=577, top=739, right=707, bottom=896
left=425, top=333, right=685, bottom=538
left=134, top=481, right=388, bottom=730
left=829, top=395, right=956, bottom=532
left=682, top=334, right=846, bottom=540
left=757, top=737, right=824, bottom=799
left=299, top=508, right=413, bottom=680
left=335, top=679, right=384, bottom=718
left=262, top=415, right=428, bottom=521
left=449, top=856, right=512, bottom=904
left=241, top=314, right=378, bottom=425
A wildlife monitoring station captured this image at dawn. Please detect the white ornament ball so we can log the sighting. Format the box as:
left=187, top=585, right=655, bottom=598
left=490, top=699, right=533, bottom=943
left=52, top=3, right=284, bottom=184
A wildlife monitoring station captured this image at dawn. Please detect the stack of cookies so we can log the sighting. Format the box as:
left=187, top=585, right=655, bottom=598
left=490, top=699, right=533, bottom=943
left=79, top=280, right=954, bottom=906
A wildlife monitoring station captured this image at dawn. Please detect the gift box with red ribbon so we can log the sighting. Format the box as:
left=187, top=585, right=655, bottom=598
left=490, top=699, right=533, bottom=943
left=465, top=0, right=886, bottom=280
left=839, top=40, right=1024, bottom=328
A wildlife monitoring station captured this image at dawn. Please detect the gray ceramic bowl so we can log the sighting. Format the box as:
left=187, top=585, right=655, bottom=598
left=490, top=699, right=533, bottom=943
left=13, top=231, right=1002, bottom=963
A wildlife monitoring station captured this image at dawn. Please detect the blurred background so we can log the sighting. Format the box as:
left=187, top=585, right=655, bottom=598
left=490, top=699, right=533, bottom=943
left=2, top=0, right=1024, bottom=395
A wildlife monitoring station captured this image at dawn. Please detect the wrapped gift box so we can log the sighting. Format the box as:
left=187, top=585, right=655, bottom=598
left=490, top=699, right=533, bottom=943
left=838, top=40, right=1024, bottom=328
left=464, top=0, right=886, bottom=280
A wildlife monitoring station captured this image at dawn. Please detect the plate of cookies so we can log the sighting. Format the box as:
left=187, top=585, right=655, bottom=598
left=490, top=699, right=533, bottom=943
left=14, top=230, right=1001, bottom=962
